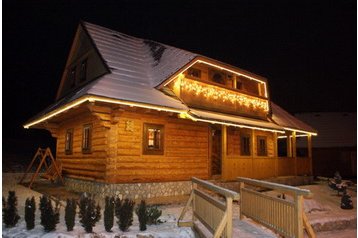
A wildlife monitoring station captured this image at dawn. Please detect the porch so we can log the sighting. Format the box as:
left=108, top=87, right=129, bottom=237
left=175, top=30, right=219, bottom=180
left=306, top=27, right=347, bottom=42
left=210, top=124, right=313, bottom=181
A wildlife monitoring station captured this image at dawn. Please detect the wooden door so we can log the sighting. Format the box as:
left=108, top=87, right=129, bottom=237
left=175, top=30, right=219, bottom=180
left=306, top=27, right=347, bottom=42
left=211, top=126, right=222, bottom=176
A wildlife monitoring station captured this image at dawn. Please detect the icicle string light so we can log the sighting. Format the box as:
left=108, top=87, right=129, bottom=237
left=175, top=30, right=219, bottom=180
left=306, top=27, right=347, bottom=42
left=180, top=78, right=269, bottom=111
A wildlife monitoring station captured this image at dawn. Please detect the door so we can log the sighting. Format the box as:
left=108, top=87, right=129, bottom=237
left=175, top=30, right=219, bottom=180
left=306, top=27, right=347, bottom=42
left=211, top=125, right=222, bottom=177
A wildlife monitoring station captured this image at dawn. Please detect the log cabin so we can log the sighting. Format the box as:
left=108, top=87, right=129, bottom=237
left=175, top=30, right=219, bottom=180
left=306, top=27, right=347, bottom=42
left=24, top=22, right=317, bottom=197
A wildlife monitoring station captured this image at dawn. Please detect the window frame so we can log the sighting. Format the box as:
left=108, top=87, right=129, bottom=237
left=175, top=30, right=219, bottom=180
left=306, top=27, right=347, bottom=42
left=65, top=128, right=74, bottom=155
left=143, top=123, right=164, bottom=155
left=69, top=66, right=77, bottom=88
left=257, top=136, right=268, bottom=156
left=240, top=134, right=251, bottom=156
left=79, top=58, right=87, bottom=82
left=187, top=67, right=202, bottom=79
left=82, top=124, right=92, bottom=154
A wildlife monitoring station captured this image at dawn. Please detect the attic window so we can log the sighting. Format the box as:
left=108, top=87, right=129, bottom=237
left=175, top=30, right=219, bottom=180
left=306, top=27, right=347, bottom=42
left=69, top=66, right=76, bottom=88
left=187, top=68, right=201, bottom=78
left=79, top=59, right=87, bottom=82
left=210, top=70, right=225, bottom=85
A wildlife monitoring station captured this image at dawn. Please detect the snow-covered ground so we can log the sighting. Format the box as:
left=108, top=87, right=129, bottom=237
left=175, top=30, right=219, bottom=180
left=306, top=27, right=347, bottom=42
left=2, top=174, right=195, bottom=238
left=2, top=174, right=357, bottom=238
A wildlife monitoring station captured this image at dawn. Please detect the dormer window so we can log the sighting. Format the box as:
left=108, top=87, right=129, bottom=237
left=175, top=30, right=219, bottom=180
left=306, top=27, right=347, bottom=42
left=79, top=59, right=87, bottom=82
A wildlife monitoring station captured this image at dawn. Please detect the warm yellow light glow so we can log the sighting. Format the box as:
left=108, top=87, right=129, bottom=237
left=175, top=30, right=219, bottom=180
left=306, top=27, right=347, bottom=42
left=23, top=97, right=90, bottom=129
left=184, top=113, right=285, bottom=134
left=180, top=78, right=269, bottom=111
left=283, top=127, right=317, bottom=136
left=278, top=134, right=311, bottom=139
left=163, top=58, right=268, bottom=97
left=24, top=96, right=186, bottom=129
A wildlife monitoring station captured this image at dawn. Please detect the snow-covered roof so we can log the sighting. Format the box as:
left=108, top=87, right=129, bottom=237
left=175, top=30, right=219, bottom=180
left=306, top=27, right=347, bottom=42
left=271, top=102, right=317, bottom=134
left=25, top=22, right=316, bottom=135
left=84, top=22, right=197, bottom=87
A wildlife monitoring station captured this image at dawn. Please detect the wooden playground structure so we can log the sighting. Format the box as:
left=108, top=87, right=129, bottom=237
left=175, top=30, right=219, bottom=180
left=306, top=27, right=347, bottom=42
left=19, top=147, right=64, bottom=189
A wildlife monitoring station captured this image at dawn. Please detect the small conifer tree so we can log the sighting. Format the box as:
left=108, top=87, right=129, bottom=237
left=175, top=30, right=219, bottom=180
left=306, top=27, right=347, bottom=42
left=3, top=191, right=20, bottom=228
left=115, top=197, right=135, bottom=231
left=135, top=200, right=147, bottom=231
left=65, top=198, right=77, bottom=231
left=78, top=193, right=101, bottom=233
left=104, top=196, right=115, bottom=232
left=39, top=195, right=60, bottom=232
left=25, top=196, right=36, bottom=230
left=147, top=205, right=162, bottom=225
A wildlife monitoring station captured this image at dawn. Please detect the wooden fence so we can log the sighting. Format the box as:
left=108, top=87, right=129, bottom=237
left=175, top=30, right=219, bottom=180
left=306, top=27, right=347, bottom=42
left=237, top=177, right=315, bottom=238
left=178, top=177, right=239, bottom=238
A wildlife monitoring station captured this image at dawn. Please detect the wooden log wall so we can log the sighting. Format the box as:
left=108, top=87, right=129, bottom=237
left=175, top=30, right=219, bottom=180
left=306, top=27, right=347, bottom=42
left=55, top=108, right=210, bottom=183
left=56, top=112, right=107, bottom=182
left=105, top=111, right=210, bottom=183
left=223, top=127, right=277, bottom=180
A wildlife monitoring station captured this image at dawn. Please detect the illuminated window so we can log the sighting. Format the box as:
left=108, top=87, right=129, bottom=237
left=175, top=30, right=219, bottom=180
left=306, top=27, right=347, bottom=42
left=79, top=59, right=87, bottom=82
left=65, top=128, right=73, bottom=154
left=69, top=66, right=76, bottom=88
left=240, top=134, right=251, bottom=156
left=143, top=123, right=164, bottom=155
left=257, top=136, right=267, bottom=156
left=82, top=124, right=92, bottom=153
left=187, top=68, right=201, bottom=78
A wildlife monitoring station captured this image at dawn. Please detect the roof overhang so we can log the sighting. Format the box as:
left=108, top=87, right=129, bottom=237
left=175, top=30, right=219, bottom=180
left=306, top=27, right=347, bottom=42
left=185, top=109, right=285, bottom=134
left=24, top=96, right=316, bottom=136
left=158, top=56, right=269, bottom=98
left=23, top=95, right=187, bottom=129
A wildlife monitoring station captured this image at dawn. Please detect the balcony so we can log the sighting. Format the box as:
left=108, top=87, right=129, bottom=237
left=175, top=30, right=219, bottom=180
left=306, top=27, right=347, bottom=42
left=170, top=76, right=270, bottom=119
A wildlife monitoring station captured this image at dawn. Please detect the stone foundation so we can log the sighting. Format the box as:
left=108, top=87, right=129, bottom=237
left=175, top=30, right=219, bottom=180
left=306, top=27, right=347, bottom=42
left=65, top=177, right=192, bottom=199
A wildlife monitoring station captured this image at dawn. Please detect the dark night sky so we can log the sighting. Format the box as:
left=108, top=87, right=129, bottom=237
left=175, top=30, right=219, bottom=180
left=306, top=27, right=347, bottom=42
left=3, top=0, right=357, bottom=145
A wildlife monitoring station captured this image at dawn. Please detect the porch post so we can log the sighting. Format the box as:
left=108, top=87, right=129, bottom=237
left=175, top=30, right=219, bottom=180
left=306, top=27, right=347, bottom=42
left=274, top=132, right=278, bottom=177
left=221, top=125, right=227, bottom=180
left=307, top=134, right=313, bottom=175
left=286, top=131, right=292, bottom=157
left=292, top=131, right=297, bottom=176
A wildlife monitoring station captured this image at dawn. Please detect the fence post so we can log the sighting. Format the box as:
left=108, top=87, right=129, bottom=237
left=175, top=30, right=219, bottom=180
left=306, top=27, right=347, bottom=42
left=295, top=194, right=304, bottom=238
left=192, top=182, right=197, bottom=223
left=226, top=197, right=233, bottom=237
left=239, top=181, right=245, bottom=220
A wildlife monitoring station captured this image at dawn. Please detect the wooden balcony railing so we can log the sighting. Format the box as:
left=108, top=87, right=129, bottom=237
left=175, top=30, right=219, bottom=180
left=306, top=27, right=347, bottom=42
left=178, top=177, right=239, bottom=238
left=237, top=177, right=315, bottom=238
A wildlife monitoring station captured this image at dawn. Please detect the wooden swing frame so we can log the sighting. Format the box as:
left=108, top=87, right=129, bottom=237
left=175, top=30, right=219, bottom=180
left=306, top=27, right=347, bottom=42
left=19, top=147, right=64, bottom=189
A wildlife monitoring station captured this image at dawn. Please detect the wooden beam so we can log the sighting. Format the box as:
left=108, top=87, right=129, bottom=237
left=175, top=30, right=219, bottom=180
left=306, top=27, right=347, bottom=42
left=274, top=132, right=278, bottom=177
left=286, top=131, right=292, bottom=157
left=307, top=134, right=313, bottom=175
left=221, top=125, right=227, bottom=180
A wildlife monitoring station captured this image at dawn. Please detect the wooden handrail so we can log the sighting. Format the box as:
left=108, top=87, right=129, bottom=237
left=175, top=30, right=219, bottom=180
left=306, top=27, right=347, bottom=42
left=178, top=177, right=239, bottom=238
left=192, top=177, right=240, bottom=199
left=237, top=177, right=311, bottom=196
left=237, top=177, right=315, bottom=238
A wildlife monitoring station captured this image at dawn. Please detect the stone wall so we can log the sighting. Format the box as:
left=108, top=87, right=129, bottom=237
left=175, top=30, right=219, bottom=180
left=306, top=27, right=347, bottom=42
left=65, top=177, right=192, bottom=199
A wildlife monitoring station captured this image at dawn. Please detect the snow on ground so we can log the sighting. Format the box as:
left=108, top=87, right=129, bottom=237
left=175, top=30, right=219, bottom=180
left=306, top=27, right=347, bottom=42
left=2, top=174, right=357, bottom=237
left=2, top=174, right=194, bottom=238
